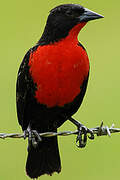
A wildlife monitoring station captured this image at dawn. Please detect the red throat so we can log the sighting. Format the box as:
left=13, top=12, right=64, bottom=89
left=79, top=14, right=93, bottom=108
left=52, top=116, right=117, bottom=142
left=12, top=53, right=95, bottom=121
left=66, top=22, right=87, bottom=41
left=29, top=22, right=89, bottom=107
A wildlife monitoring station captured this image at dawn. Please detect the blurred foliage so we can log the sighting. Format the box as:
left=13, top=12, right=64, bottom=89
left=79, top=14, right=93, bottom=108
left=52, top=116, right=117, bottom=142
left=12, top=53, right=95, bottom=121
left=0, top=0, right=120, bottom=179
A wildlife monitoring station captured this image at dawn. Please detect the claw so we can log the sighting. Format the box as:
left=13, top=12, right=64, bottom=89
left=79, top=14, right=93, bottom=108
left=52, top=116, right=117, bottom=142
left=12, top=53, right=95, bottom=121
left=76, top=127, right=87, bottom=148
left=23, top=127, right=42, bottom=149
left=69, top=117, right=94, bottom=148
left=32, top=130, right=42, bottom=142
left=23, top=130, right=28, bottom=139
left=87, top=129, right=94, bottom=140
left=76, top=125, right=88, bottom=148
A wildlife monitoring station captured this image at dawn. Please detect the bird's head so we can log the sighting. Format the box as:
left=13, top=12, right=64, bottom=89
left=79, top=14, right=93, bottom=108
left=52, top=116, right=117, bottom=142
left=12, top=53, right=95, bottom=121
left=39, top=4, right=104, bottom=44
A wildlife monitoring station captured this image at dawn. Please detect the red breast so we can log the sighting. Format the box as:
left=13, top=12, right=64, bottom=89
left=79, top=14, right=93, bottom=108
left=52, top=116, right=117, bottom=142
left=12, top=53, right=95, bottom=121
left=29, top=23, right=89, bottom=107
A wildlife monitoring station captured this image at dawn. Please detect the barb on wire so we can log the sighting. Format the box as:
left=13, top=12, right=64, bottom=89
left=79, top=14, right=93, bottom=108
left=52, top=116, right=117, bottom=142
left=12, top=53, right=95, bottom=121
left=0, top=121, right=120, bottom=139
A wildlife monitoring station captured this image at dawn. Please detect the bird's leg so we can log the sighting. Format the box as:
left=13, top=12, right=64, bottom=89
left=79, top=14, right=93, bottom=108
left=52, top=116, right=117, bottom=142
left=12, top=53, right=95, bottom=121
left=24, top=125, right=42, bottom=149
left=69, top=117, right=94, bottom=148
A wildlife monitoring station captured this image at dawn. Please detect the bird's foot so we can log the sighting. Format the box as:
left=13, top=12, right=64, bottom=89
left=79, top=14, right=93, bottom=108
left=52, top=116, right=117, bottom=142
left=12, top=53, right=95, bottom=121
left=69, top=117, right=94, bottom=148
left=24, top=127, right=42, bottom=149
left=76, top=124, right=94, bottom=148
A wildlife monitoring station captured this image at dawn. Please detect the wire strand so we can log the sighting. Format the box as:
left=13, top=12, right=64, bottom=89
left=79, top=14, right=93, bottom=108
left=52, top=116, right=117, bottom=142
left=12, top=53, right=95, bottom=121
left=0, top=121, right=120, bottom=139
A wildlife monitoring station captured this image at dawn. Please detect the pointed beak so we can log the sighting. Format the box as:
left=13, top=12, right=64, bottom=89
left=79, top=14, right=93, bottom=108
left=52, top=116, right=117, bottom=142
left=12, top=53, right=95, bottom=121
left=79, top=8, right=104, bottom=22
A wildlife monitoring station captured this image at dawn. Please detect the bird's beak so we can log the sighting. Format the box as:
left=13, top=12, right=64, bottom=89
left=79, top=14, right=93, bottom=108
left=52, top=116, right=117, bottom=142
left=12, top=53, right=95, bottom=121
left=79, top=8, right=104, bottom=22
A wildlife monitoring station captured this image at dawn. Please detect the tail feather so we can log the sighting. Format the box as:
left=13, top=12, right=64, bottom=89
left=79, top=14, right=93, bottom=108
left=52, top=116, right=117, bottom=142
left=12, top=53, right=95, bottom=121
left=26, top=135, right=61, bottom=178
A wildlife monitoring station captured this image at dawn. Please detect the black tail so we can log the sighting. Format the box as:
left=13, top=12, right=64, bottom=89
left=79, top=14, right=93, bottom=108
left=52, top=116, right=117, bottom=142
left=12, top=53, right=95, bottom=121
left=26, top=134, right=61, bottom=179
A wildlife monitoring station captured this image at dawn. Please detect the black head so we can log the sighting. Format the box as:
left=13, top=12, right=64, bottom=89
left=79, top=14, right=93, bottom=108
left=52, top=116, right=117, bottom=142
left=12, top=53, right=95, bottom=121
left=39, top=4, right=103, bottom=45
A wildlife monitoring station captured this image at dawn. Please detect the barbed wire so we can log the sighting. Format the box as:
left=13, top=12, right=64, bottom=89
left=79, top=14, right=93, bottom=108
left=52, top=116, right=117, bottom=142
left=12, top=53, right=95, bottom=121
left=0, top=121, right=120, bottom=139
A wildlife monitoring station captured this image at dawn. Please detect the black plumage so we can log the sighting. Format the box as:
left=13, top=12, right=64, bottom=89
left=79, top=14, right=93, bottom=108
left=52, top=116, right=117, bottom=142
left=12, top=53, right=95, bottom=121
left=16, top=3, right=103, bottom=178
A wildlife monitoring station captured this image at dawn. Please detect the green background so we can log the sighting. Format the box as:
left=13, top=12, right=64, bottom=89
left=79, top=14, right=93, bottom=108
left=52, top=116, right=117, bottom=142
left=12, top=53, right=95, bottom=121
left=0, top=0, right=120, bottom=179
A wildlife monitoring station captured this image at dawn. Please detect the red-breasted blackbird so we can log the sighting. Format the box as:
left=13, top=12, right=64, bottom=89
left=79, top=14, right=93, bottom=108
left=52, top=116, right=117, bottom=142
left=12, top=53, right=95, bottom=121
left=16, top=4, right=103, bottom=179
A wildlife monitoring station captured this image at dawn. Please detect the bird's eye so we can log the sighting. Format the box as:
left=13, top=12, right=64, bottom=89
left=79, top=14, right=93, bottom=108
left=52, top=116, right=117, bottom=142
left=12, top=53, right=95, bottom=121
left=66, top=10, right=73, bottom=16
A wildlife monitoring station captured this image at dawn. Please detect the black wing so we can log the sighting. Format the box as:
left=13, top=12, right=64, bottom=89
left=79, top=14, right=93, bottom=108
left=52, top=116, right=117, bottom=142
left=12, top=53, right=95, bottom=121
left=16, top=46, right=37, bottom=131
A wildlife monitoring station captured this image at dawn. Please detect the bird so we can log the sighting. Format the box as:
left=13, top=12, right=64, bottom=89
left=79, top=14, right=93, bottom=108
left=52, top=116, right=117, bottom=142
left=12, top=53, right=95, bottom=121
left=16, top=3, right=103, bottom=179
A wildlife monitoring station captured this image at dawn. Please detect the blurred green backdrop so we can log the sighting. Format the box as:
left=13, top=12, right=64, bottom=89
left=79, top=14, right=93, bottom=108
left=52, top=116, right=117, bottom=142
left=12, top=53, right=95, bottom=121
left=0, top=0, right=120, bottom=179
